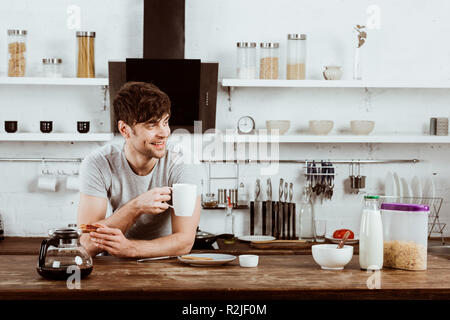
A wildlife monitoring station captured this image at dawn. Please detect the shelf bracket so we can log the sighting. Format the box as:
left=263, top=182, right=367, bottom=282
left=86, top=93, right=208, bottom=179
left=101, top=85, right=109, bottom=112
left=220, top=85, right=234, bottom=112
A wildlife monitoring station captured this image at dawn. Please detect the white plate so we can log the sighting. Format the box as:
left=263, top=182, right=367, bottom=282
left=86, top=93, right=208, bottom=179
left=177, top=253, right=237, bottom=266
left=422, top=176, right=436, bottom=200
left=325, top=237, right=359, bottom=244
left=393, top=172, right=402, bottom=198
left=384, top=171, right=396, bottom=196
left=237, top=235, right=276, bottom=242
left=411, top=176, right=422, bottom=199
left=400, top=177, right=412, bottom=200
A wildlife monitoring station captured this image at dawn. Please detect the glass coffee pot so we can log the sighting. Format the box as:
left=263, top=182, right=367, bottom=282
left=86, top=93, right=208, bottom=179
left=37, top=227, right=93, bottom=280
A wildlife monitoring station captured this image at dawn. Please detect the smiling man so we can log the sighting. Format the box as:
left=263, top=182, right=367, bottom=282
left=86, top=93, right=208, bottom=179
left=77, top=81, right=203, bottom=258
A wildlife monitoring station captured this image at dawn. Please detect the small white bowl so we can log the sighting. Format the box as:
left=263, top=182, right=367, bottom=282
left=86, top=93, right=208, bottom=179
left=350, top=120, right=375, bottom=135
left=266, top=120, right=290, bottom=135
left=309, top=120, right=334, bottom=135
left=311, top=244, right=353, bottom=270
left=239, top=255, right=259, bottom=267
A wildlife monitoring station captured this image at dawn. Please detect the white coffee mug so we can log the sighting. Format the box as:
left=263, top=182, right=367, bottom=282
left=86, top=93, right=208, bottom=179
left=37, top=175, right=57, bottom=192
left=172, top=183, right=197, bottom=216
left=66, top=176, right=80, bottom=191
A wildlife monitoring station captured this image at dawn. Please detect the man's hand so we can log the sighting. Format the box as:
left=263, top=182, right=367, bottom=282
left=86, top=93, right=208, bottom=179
left=89, top=225, right=138, bottom=258
left=134, top=187, right=171, bottom=215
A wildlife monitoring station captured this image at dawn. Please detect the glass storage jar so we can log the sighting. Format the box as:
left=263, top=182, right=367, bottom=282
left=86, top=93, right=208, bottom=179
left=42, top=58, right=63, bottom=77
left=381, top=203, right=429, bottom=271
left=259, top=42, right=279, bottom=79
left=76, top=31, right=96, bottom=78
left=7, top=29, right=27, bottom=77
left=286, top=34, right=306, bottom=80
left=236, top=42, right=257, bottom=79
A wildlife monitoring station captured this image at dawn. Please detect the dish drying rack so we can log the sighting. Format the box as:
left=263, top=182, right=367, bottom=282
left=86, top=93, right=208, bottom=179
left=379, top=196, right=446, bottom=244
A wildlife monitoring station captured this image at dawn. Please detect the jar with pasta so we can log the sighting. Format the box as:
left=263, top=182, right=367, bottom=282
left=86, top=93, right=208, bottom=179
left=381, top=203, right=429, bottom=271
left=259, top=42, right=279, bottom=79
left=286, top=34, right=306, bottom=80
left=76, top=31, right=96, bottom=78
left=7, top=29, right=27, bottom=77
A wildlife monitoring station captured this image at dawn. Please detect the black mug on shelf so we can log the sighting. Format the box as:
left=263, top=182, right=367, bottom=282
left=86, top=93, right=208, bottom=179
left=77, top=121, right=90, bottom=133
left=40, top=121, right=53, bottom=133
left=5, top=121, right=18, bottom=133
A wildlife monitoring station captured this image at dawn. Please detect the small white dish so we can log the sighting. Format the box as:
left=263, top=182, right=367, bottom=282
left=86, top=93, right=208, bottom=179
left=239, top=255, right=259, bottom=267
left=238, top=235, right=275, bottom=242
left=350, top=120, right=375, bottom=135
left=312, top=244, right=354, bottom=270
left=309, top=120, right=334, bottom=135
left=177, top=253, right=236, bottom=267
left=266, top=120, right=290, bottom=135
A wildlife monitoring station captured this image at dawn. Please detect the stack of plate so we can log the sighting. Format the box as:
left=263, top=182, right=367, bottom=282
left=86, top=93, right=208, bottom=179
left=384, top=172, right=435, bottom=203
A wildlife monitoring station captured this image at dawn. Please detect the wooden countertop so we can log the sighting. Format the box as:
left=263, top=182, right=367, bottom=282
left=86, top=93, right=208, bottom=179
left=0, top=254, right=449, bottom=300
left=0, top=237, right=358, bottom=255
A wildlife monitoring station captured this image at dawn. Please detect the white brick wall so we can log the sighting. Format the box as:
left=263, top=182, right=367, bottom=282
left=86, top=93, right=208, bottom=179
left=0, top=0, right=449, bottom=237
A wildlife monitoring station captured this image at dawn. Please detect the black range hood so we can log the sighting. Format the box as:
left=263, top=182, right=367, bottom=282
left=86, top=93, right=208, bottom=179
left=108, top=0, right=218, bottom=133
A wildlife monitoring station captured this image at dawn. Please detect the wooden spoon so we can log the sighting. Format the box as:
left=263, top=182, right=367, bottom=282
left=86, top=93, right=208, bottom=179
left=337, top=231, right=351, bottom=249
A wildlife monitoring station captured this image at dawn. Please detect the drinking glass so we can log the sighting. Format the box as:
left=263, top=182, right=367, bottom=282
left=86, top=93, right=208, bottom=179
left=314, top=219, right=326, bottom=242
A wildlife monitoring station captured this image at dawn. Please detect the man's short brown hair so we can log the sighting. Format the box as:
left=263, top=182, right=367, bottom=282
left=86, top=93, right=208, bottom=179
left=113, top=81, right=171, bottom=127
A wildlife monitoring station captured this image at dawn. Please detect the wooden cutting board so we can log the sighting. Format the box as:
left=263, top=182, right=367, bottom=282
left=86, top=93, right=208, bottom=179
left=250, top=240, right=314, bottom=249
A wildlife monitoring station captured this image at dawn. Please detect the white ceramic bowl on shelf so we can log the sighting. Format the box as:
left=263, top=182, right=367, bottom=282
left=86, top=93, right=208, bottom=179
left=350, top=120, right=375, bottom=135
left=309, top=120, right=334, bottom=135
left=311, top=244, right=353, bottom=270
left=266, top=120, right=290, bottom=135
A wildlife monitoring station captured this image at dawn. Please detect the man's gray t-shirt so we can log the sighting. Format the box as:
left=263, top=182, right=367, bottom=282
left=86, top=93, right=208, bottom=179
left=80, top=143, right=204, bottom=240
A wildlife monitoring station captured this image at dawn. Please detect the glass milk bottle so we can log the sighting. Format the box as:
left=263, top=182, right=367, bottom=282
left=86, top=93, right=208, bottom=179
left=286, top=34, right=306, bottom=79
left=359, top=195, right=383, bottom=270
left=298, top=188, right=314, bottom=240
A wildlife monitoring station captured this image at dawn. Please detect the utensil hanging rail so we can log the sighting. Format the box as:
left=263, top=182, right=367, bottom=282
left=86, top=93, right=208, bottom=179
left=201, top=159, right=419, bottom=164
left=0, top=157, right=82, bottom=163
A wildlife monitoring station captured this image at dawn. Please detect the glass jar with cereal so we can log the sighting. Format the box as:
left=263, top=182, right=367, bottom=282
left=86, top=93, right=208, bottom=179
left=7, top=29, right=27, bottom=77
left=259, top=42, right=279, bottom=79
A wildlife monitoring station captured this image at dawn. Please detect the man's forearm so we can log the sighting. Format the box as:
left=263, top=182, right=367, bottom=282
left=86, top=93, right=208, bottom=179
left=99, top=197, right=141, bottom=233
left=132, top=232, right=195, bottom=258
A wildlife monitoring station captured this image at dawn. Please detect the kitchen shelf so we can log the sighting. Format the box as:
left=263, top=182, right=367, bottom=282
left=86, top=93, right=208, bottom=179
left=0, top=77, right=109, bottom=86
left=218, top=134, right=450, bottom=144
left=221, top=79, right=450, bottom=89
left=0, top=133, right=114, bottom=142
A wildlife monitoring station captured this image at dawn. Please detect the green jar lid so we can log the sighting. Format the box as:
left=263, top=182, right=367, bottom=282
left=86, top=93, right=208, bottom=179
left=364, top=195, right=380, bottom=199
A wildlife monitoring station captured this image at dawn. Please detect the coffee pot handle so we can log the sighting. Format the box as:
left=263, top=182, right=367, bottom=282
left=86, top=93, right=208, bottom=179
left=38, top=238, right=57, bottom=268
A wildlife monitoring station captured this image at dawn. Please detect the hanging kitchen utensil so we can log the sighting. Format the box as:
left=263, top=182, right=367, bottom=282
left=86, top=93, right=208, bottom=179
left=278, top=178, right=284, bottom=239
left=266, top=178, right=272, bottom=236
left=255, top=178, right=261, bottom=235
left=284, top=181, right=288, bottom=239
